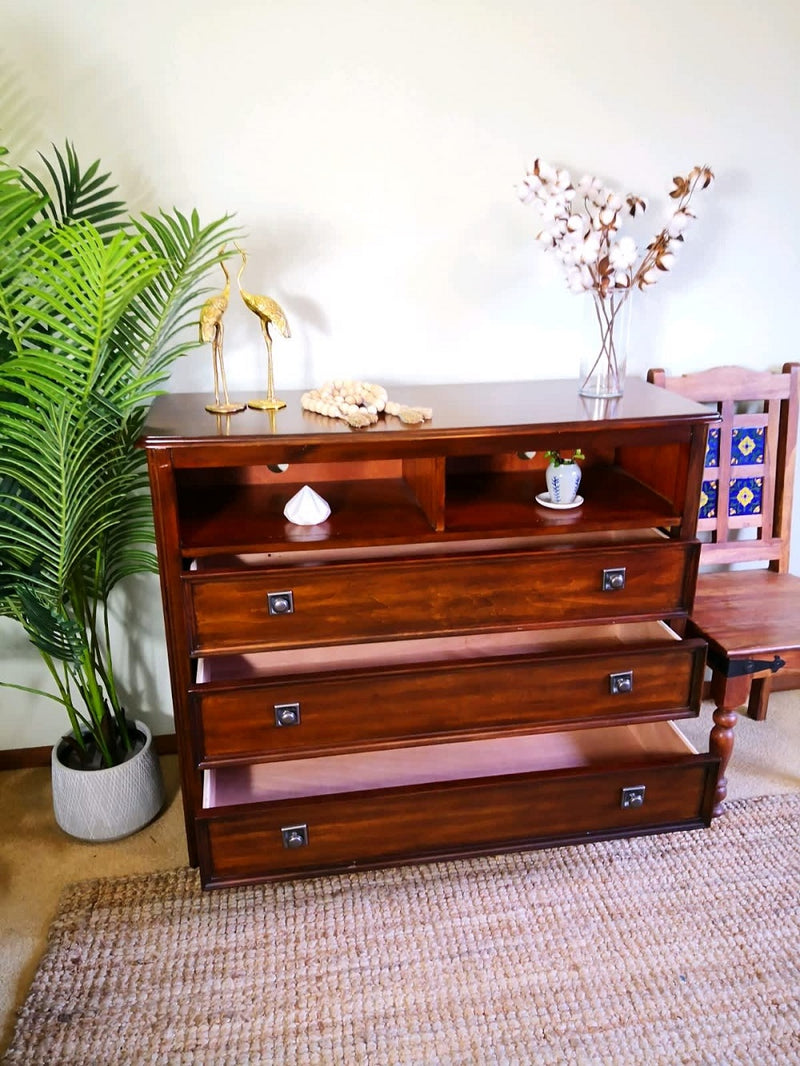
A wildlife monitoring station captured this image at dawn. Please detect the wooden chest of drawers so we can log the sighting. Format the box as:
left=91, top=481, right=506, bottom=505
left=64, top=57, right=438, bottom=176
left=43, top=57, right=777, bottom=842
left=141, top=378, right=719, bottom=889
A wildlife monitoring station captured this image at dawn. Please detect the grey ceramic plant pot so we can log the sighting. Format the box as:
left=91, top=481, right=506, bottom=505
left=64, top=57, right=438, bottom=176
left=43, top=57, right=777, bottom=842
left=51, top=719, right=165, bottom=842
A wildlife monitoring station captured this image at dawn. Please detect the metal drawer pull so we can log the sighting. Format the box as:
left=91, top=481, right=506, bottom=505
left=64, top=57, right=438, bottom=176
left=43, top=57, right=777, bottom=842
left=621, top=786, right=646, bottom=809
left=609, top=671, right=633, bottom=695
left=274, top=702, right=301, bottom=727
left=267, top=590, right=294, bottom=615
left=281, top=824, right=309, bottom=849
left=602, top=567, right=626, bottom=591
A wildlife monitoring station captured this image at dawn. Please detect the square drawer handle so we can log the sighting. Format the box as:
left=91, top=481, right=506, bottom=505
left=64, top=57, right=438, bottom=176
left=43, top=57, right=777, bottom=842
left=267, top=591, right=294, bottom=615
left=621, top=786, right=646, bottom=809
left=274, top=702, right=301, bottom=727
left=602, top=567, right=626, bottom=591
left=609, top=671, right=633, bottom=695
left=281, top=824, right=309, bottom=849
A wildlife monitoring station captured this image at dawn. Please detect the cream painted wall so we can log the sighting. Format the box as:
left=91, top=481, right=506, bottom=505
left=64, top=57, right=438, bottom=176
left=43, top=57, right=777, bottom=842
left=1, top=0, right=798, bottom=747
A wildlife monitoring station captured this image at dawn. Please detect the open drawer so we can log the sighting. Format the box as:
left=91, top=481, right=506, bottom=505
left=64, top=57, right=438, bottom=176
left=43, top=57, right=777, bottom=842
left=192, top=621, right=706, bottom=763
left=197, top=722, right=718, bottom=888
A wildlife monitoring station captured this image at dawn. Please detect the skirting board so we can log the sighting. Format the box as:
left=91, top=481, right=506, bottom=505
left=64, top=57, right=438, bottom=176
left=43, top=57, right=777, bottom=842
left=0, top=732, right=178, bottom=771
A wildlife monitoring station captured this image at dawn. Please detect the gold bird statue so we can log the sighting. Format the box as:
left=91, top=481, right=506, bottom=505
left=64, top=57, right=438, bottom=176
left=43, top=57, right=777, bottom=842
left=235, top=244, right=291, bottom=411
left=199, top=255, right=245, bottom=414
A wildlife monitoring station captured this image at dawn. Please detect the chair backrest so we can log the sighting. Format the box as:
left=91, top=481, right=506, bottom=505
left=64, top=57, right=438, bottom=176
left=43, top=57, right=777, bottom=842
left=647, top=364, right=800, bottom=572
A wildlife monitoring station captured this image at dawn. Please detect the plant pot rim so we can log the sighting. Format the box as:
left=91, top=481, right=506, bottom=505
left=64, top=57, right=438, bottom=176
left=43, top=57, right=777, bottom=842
left=53, top=719, right=153, bottom=775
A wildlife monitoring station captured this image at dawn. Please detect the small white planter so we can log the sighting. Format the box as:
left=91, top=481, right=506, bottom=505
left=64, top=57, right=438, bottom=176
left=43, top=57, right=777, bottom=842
left=51, top=720, right=165, bottom=842
left=545, top=461, right=582, bottom=504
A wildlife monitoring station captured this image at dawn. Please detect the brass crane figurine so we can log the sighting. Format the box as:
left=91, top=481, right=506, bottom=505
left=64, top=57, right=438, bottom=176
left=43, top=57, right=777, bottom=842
left=235, top=244, right=291, bottom=411
left=199, top=256, right=245, bottom=414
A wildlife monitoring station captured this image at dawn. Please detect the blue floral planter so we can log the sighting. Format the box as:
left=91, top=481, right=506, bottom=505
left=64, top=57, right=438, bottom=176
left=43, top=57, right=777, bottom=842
left=545, top=462, right=582, bottom=504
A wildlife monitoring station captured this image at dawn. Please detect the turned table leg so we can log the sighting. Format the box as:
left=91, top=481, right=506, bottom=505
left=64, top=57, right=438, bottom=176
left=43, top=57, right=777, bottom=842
left=708, top=672, right=751, bottom=818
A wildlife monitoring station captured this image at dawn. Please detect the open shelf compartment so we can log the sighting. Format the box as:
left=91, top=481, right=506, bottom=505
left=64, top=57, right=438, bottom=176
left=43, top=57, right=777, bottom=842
left=444, top=455, right=682, bottom=535
left=176, top=457, right=443, bottom=556
left=176, top=447, right=685, bottom=557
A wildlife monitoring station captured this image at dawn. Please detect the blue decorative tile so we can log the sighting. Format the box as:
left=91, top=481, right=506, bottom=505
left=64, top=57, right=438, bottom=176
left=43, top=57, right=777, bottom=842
left=731, top=426, right=764, bottom=465
left=728, top=477, right=763, bottom=516
left=699, top=480, right=718, bottom=519
left=704, top=427, right=720, bottom=468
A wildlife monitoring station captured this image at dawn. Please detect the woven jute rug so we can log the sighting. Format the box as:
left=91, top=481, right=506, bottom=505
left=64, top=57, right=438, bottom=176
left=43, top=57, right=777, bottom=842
left=4, top=794, right=799, bottom=1066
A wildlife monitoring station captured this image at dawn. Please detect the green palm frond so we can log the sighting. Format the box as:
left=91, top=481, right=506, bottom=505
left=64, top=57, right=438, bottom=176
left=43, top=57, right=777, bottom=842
left=0, top=401, right=129, bottom=599
left=90, top=497, right=159, bottom=597
left=19, top=141, right=127, bottom=236
left=0, top=138, right=239, bottom=765
left=112, top=209, right=240, bottom=397
left=0, top=157, right=50, bottom=361
left=0, top=222, right=164, bottom=407
left=0, top=169, right=46, bottom=255
left=80, top=412, right=160, bottom=598
left=14, top=584, right=88, bottom=664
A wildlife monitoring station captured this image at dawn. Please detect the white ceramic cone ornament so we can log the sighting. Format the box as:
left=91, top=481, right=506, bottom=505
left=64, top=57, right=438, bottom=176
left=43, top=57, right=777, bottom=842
left=283, top=485, right=331, bottom=525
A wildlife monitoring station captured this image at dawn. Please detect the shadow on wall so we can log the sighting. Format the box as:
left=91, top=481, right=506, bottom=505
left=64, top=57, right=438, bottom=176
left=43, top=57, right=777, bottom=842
left=0, top=582, right=174, bottom=741
left=0, top=53, right=46, bottom=163
left=110, top=574, right=176, bottom=738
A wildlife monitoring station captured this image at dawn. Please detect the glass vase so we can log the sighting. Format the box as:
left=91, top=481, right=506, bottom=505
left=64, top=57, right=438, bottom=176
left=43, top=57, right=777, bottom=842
left=579, top=289, right=632, bottom=398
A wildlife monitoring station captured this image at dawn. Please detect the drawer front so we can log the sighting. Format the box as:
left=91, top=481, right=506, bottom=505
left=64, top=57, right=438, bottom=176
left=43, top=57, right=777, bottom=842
left=199, top=757, right=717, bottom=886
left=187, top=540, right=699, bottom=654
left=195, top=640, right=706, bottom=762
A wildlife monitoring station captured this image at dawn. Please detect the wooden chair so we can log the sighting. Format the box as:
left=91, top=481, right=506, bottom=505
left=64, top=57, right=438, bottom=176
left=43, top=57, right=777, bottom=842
left=647, top=364, right=800, bottom=815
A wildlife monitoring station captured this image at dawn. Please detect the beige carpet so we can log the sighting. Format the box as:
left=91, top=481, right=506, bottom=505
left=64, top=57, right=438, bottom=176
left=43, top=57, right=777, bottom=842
left=3, top=794, right=799, bottom=1066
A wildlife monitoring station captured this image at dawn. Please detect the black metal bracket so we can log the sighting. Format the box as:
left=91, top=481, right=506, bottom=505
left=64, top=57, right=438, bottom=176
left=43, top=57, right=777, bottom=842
left=707, top=650, right=786, bottom=678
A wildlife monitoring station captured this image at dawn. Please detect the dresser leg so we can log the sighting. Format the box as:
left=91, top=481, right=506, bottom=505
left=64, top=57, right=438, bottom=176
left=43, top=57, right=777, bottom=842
left=708, top=672, right=750, bottom=817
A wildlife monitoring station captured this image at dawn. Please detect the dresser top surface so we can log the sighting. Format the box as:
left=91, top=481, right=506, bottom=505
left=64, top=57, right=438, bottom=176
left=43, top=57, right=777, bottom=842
left=140, top=378, right=714, bottom=449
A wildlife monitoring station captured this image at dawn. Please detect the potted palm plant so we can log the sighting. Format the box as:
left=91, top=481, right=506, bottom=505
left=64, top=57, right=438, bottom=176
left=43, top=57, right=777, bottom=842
left=0, top=141, right=238, bottom=839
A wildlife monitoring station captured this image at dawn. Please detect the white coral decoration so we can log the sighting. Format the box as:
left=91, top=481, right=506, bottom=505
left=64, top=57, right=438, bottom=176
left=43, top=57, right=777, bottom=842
left=517, top=161, right=714, bottom=296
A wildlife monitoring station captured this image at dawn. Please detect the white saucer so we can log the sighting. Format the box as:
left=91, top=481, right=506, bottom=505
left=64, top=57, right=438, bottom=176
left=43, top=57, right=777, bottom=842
left=535, top=492, right=584, bottom=510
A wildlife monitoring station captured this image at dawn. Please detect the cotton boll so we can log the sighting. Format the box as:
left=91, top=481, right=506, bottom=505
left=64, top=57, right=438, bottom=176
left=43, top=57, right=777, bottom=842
left=567, top=266, right=593, bottom=293
left=579, top=234, right=601, bottom=264
left=590, top=181, right=610, bottom=207
left=576, top=175, right=594, bottom=196
left=588, top=209, right=605, bottom=232
left=609, top=236, right=638, bottom=270
left=538, top=161, right=557, bottom=183
left=517, top=182, right=536, bottom=204
left=668, top=210, right=692, bottom=237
